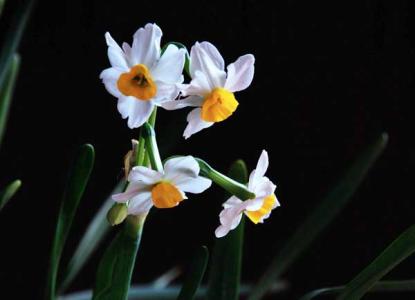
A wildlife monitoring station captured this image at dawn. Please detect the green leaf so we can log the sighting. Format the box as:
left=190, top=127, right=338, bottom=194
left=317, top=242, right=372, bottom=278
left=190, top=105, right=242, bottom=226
left=337, top=224, right=415, bottom=299
left=207, top=159, right=248, bottom=300
left=58, top=180, right=125, bottom=293
left=248, top=133, right=389, bottom=300
left=300, top=279, right=415, bottom=300
left=0, top=179, right=21, bottom=211
left=177, top=246, right=209, bottom=300
left=0, top=0, right=5, bottom=17
left=0, top=0, right=33, bottom=89
left=0, top=54, right=20, bottom=148
left=45, top=144, right=95, bottom=300
left=92, top=215, right=145, bottom=300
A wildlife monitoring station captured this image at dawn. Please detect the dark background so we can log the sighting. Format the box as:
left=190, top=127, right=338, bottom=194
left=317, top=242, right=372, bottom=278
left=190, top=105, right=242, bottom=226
left=0, top=0, right=414, bottom=299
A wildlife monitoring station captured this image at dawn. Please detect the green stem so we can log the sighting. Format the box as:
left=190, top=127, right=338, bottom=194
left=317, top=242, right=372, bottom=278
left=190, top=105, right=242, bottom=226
left=142, top=123, right=163, bottom=172
left=195, top=158, right=255, bottom=201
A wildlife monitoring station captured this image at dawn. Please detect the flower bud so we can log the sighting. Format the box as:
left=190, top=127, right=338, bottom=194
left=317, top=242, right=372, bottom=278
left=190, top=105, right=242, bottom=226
left=107, top=203, right=128, bottom=226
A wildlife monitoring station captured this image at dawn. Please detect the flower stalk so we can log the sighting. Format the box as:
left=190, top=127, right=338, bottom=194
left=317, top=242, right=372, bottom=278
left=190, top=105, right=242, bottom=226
left=195, top=158, right=256, bottom=201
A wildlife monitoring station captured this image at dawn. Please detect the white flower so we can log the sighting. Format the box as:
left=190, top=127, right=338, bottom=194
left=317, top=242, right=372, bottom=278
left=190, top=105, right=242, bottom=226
left=112, top=156, right=212, bottom=215
left=163, top=42, right=255, bottom=139
left=215, top=150, right=280, bottom=238
left=100, top=23, right=186, bottom=129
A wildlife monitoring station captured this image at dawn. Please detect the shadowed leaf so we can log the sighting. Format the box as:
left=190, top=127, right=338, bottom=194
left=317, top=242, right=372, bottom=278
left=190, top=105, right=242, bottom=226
left=249, top=133, right=388, bottom=300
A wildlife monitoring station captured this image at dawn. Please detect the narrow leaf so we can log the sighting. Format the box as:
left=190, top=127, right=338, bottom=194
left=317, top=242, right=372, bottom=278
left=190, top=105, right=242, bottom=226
left=177, top=246, right=209, bottom=300
left=249, top=133, right=388, bottom=300
left=58, top=180, right=125, bottom=292
left=0, top=179, right=21, bottom=211
left=337, top=225, right=415, bottom=299
left=0, top=0, right=33, bottom=88
left=300, top=279, right=415, bottom=300
left=45, top=144, right=95, bottom=300
left=92, top=215, right=145, bottom=300
left=0, top=54, right=20, bottom=148
left=207, top=159, right=248, bottom=300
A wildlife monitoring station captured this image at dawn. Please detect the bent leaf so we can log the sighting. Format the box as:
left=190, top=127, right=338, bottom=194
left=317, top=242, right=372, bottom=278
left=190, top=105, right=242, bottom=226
left=45, top=144, right=95, bottom=300
left=249, top=133, right=388, bottom=300
left=337, top=225, right=415, bottom=299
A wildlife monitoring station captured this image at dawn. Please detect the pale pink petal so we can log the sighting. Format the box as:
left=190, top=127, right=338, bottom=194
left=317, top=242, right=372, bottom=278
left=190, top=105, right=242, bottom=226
left=224, top=54, right=255, bottom=92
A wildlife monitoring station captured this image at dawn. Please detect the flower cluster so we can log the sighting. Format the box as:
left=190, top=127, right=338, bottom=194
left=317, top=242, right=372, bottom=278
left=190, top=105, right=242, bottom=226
left=101, top=23, right=280, bottom=237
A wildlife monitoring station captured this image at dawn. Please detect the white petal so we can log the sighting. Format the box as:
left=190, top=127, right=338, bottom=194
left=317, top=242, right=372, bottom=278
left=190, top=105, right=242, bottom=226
left=131, top=23, right=162, bottom=67
left=117, top=96, right=154, bottom=128
left=183, top=108, right=214, bottom=139
left=152, top=81, right=181, bottom=105
left=223, top=196, right=243, bottom=209
left=252, top=177, right=276, bottom=198
left=190, top=42, right=226, bottom=89
left=122, top=42, right=134, bottom=66
left=215, top=203, right=244, bottom=238
left=248, top=150, right=269, bottom=189
left=129, top=166, right=163, bottom=184
left=105, top=32, right=129, bottom=70
left=181, top=71, right=212, bottom=96
left=164, top=156, right=200, bottom=181
left=151, top=44, right=185, bottom=83
left=244, top=198, right=266, bottom=211
left=215, top=224, right=231, bottom=238
left=100, top=68, right=122, bottom=97
left=127, top=193, right=153, bottom=215
left=224, top=54, right=255, bottom=92
left=112, top=182, right=149, bottom=203
left=176, top=176, right=212, bottom=194
left=161, top=96, right=204, bottom=110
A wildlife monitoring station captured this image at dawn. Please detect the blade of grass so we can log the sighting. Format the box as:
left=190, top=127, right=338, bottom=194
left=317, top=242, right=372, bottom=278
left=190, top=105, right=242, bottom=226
left=45, top=144, right=95, bottom=300
left=300, top=279, right=415, bottom=300
left=249, top=133, right=389, bottom=300
left=0, top=54, right=20, bottom=148
left=58, top=180, right=125, bottom=293
left=177, top=246, right=209, bottom=300
left=207, top=159, right=248, bottom=300
left=0, top=179, right=21, bottom=211
left=337, top=224, right=415, bottom=299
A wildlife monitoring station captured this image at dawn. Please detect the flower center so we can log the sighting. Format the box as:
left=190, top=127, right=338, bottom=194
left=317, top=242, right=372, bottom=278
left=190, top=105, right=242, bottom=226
left=117, top=64, right=157, bottom=101
left=245, top=194, right=277, bottom=224
left=201, top=88, right=239, bottom=122
left=151, top=181, right=184, bottom=209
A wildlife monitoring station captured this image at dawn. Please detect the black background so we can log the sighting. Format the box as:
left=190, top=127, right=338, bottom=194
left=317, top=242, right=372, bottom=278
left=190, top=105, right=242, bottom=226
left=0, top=0, right=414, bottom=299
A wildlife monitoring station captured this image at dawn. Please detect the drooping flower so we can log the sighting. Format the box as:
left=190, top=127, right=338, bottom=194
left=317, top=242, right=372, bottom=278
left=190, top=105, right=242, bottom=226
left=112, top=156, right=212, bottom=215
left=163, top=42, right=255, bottom=139
left=100, top=23, right=186, bottom=129
left=215, top=150, right=280, bottom=238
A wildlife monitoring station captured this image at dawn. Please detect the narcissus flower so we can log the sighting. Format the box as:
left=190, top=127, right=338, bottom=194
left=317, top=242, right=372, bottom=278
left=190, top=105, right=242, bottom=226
left=112, top=156, right=212, bottom=215
left=100, top=23, right=186, bottom=128
left=163, top=42, right=255, bottom=139
left=215, top=150, right=280, bottom=238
